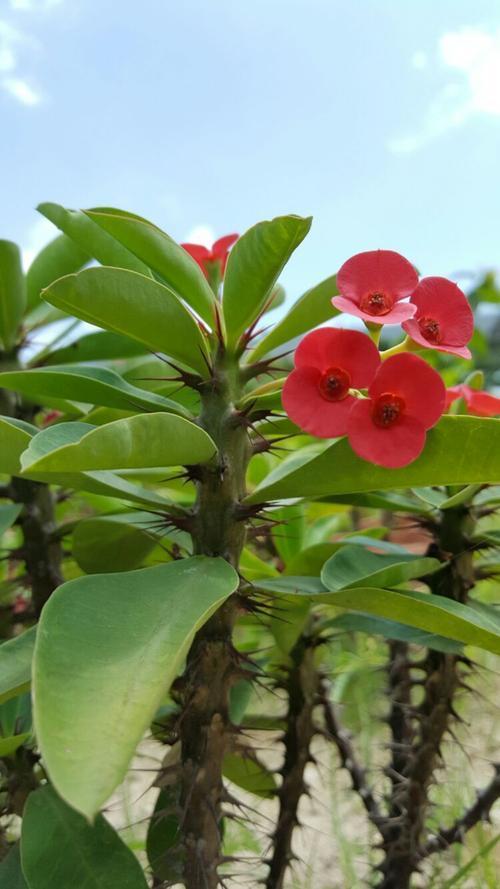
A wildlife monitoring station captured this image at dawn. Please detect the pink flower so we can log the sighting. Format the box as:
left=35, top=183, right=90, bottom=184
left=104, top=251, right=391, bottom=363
left=346, top=354, right=446, bottom=468
left=282, top=328, right=381, bottom=438
left=332, top=250, right=418, bottom=325
left=402, top=277, right=473, bottom=358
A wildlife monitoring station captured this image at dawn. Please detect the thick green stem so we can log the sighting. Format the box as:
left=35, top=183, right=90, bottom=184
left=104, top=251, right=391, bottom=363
left=177, top=355, right=250, bottom=889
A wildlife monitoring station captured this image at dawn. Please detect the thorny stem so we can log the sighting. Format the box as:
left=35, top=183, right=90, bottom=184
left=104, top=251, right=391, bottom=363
left=377, top=504, right=475, bottom=889
left=265, top=623, right=318, bottom=889
left=319, top=674, right=386, bottom=835
left=176, top=351, right=251, bottom=889
left=420, top=763, right=500, bottom=856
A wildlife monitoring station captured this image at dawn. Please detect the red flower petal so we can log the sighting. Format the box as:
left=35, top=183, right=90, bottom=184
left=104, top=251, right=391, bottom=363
left=402, top=277, right=473, bottom=351
left=337, top=250, right=419, bottom=307
left=181, top=243, right=211, bottom=263
left=466, top=388, right=500, bottom=417
left=445, top=385, right=464, bottom=409
left=294, top=328, right=381, bottom=385
left=347, top=399, right=427, bottom=468
left=212, top=233, right=239, bottom=259
left=282, top=366, right=356, bottom=437
left=369, top=353, right=446, bottom=430
left=332, top=295, right=416, bottom=325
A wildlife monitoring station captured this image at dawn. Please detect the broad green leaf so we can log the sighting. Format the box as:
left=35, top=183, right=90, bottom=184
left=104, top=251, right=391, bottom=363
left=73, top=514, right=158, bottom=573
left=319, top=490, right=429, bottom=514
left=0, top=503, right=22, bottom=537
left=223, top=215, right=311, bottom=347
left=0, top=845, right=28, bottom=889
left=21, top=785, right=148, bottom=889
left=223, top=751, right=277, bottom=799
left=85, top=207, right=216, bottom=326
left=33, top=557, right=239, bottom=817
left=72, top=511, right=189, bottom=573
left=42, top=267, right=210, bottom=375
left=0, top=691, right=32, bottom=737
left=146, top=788, right=182, bottom=884
left=26, top=234, right=89, bottom=309
left=0, top=417, right=35, bottom=474
left=247, top=417, right=500, bottom=502
left=0, top=366, right=190, bottom=417
left=327, top=613, right=463, bottom=654
left=0, top=733, right=30, bottom=756
left=41, top=330, right=146, bottom=365
left=250, top=274, right=339, bottom=361
left=320, top=545, right=441, bottom=591
left=271, top=503, right=305, bottom=564
left=37, top=202, right=151, bottom=276
left=21, top=413, right=216, bottom=474
left=0, top=628, right=36, bottom=704
left=0, top=241, right=26, bottom=351
left=257, top=580, right=500, bottom=655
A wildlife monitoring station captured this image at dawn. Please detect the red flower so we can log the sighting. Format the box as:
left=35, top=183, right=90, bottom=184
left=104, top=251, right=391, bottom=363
left=333, top=250, right=418, bottom=325
left=446, top=384, right=500, bottom=417
left=346, top=353, right=446, bottom=468
left=182, top=234, right=238, bottom=279
left=282, top=328, right=381, bottom=438
left=402, top=277, right=473, bottom=358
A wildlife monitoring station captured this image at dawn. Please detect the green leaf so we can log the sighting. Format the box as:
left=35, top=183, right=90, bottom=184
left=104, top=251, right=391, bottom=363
left=247, top=417, right=500, bottom=502
left=21, top=785, right=148, bottom=889
left=258, top=580, right=500, bottom=655
left=250, top=274, right=339, bottom=361
left=85, top=207, right=216, bottom=326
left=26, top=234, right=89, bottom=309
left=33, top=557, right=239, bottom=818
left=41, top=330, right=146, bottom=365
left=328, top=613, right=463, bottom=654
left=0, top=241, right=26, bottom=351
left=0, top=366, right=190, bottom=417
left=37, top=203, right=151, bottom=276
left=72, top=511, right=189, bottom=573
left=0, top=628, right=36, bottom=704
left=0, top=417, right=35, bottom=474
left=0, top=504, right=22, bottom=538
left=42, top=267, right=210, bottom=376
left=21, top=414, right=216, bottom=475
left=320, top=545, right=441, bottom=592
left=0, top=733, right=31, bottom=756
left=0, top=845, right=28, bottom=889
left=146, top=788, right=182, bottom=884
left=223, top=751, right=277, bottom=799
left=222, top=215, right=311, bottom=347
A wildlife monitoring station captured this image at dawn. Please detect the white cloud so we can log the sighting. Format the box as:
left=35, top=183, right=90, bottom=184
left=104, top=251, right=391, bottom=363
left=9, top=0, right=64, bottom=10
left=184, top=224, right=216, bottom=247
left=389, top=25, right=500, bottom=153
left=3, top=75, right=41, bottom=104
left=21, top=216, right=56, bottom=269
left=0, top=20, right=23, bottom=72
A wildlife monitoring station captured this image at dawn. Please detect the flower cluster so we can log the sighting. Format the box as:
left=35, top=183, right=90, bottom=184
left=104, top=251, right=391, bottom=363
left=283, top=248, right=486, bottom=469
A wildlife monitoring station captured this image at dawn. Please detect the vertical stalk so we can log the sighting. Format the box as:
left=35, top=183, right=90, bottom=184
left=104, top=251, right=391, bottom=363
left=265, top=624, right=317, bottom=889
left=377, top=505, right=474, bottom=889
left=178, top=353, right=250, bottom=889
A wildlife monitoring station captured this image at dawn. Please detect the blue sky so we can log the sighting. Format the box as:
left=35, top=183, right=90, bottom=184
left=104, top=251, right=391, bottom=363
left=1, top=0, right=500, bottom=298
